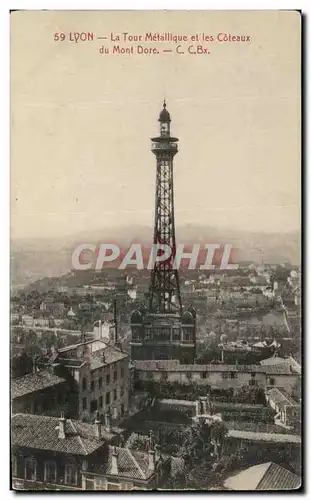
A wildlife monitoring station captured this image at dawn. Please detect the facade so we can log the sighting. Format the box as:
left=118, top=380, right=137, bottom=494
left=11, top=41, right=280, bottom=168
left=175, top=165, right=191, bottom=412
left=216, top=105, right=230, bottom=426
left=11, top=370, right=70, bottom=416
left=224, top=462, right=301, bottom=491
left=134, top=360, right=300, bottom=394
left=38, top=339, right=130, bottom=423
left=83, top=444, right=170, bottom=490
left=12, top=413, right=169, bottom=491
left=266, top=387, right=301, bottom=429
left=12, top=413, right=115, bottom=491
left=130, top=103, right=196, bottom=364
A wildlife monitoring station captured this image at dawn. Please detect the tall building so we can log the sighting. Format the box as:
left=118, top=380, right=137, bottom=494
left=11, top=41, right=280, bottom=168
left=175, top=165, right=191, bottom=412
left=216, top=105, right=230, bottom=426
left=130, top=102, right=196, bottom=363
left=38, top=339, right=130, bottom=423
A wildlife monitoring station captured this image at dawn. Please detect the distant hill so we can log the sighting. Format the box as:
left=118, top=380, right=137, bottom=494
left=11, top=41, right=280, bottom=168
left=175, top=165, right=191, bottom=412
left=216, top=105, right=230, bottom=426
left=10, top=225, right=300, bottom=288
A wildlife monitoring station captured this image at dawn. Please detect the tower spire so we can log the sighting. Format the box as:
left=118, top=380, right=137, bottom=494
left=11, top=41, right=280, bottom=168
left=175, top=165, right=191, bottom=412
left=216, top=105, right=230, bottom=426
left=149, top=102, right=181, bottom=314
left=130, top=102, right=196, bottom=364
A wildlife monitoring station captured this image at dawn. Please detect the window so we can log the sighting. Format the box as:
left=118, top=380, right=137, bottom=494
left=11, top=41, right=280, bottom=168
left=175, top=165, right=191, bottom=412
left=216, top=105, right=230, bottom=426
left=106, top=392, right=110, bottom=405
left=113, top=389, right=117, bottom=401
left=44, top=461, right=56, bottom=483
left=107, top=483, right=121, bottom=490
left=120, top=404, right=124, bottom=417
left=269, top=378, right=275, bottom=386
left=202, top=372, right=208, bottom=379
left=251, top=372, right=256, bottom=378
left=12, top=455, right=17, bottom=477
left=90, top=399, right=97, bottom=412
left=82, top=397, right=87, bottom=410
left=249, top=379, right=258, bottom=386
left=99, top=396, right=103, bottom=407
left=65, top=464, right=77, bottom=486
left=99, top=377, right=102, bottom=389
left=186, top=372, right=192, bottom=380
left=147, top=372, right=153, bottom=380
left=85, top=478, right=95, bottom=490
left=230, top=372, right=237, bottom=379
left=91, top=380, right=95, bottom=392
left=106, top=374, right=110, bottom=385
left=113, top=370, right=117, bottom=382
left=82, top=377, right=87, bottom=391
left=121, top=368, right=124, bottom=378
left=95, top=478, right=106, bottom=490
left=25, top=457, right=36, bottom=481
left=172, top=328, right=180, bottom=341
left=183, top=331, right=191, bottom=342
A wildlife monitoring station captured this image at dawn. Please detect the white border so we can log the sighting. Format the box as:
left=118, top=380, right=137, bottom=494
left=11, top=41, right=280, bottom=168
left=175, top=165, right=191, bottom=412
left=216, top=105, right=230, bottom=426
left=3, top=2, right=307, bottom=499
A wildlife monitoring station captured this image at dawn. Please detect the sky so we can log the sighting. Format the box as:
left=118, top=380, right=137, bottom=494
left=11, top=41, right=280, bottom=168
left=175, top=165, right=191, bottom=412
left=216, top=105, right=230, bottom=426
left=11, top=10, right=301, bottom=240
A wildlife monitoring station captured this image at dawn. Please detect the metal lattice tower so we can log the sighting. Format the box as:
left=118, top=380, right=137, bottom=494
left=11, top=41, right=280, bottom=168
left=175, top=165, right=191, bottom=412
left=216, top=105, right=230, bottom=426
left=148, top=101, right=182, bottom=314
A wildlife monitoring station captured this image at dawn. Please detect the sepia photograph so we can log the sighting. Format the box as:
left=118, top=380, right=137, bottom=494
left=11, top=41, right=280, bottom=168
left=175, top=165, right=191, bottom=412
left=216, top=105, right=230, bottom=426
left=10, top=10, right=301, bottom=491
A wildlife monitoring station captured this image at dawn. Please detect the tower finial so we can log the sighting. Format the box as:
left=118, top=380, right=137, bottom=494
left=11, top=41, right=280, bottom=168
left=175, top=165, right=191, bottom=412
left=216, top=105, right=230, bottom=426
left=163, top=99, right=166, bottom=109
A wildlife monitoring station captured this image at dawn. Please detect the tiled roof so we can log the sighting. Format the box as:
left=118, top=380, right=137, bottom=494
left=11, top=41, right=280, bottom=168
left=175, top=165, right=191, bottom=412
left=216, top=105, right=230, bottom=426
left=224, top=462, right=301, bottom=491
left=90, top=346, right=128, bottom=370
left=58, top=339, right=107, bottom=353
left=56, top=341, right=128, bottom=371
left=91, top=446, right=164, bottom=480
left=134, top=360, right=297, bottom=375
left=227, top=429, right=301, bottom=444
left=264, top=364, right=299, bottom=375
left=12, top=414, right=113, bottom=456
left=266, top=387, right=299, bottom=407
left=260, top=356, right=301, bottom=374
left=11, top=371, right=66, bottom=399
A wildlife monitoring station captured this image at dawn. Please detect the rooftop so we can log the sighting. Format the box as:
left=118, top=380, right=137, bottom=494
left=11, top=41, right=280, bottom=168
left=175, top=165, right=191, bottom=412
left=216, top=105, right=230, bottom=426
left=91, top=446, right=166, bottom=480
left=227, top=429, right=301, bottom=444
left=12, top=413, right=114, bottom=456
left=266, top=387, right=299, bottom=407
left=11, top=370, right=66, bottom=399
left=224, top=462, right=301, bottom=491
left=52, top=340, right=129, bottom=370
left=260, top=356, right=301, bottom=374
left=134, top=360, right=299, bottom=375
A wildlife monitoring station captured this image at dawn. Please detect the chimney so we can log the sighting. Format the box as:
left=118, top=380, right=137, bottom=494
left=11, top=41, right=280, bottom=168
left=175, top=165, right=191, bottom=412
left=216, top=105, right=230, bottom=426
left=111, top=446, right=118, bottom=475
left=201, top=397, right=207, bottom=414
left=148, top=449, right=156, bottom=472
left=94, top=411, right=102, bottom=439
left=104, top=410, right=112, bottom=433
left=98, top=319, right=102, bottom=340
left=113, top=299, right=118, bottom=344
left=58, top=413, right=66, bottom=439
left=32, top=356, right=37, bottom=374
left=195, top=400, right=200, bottom=417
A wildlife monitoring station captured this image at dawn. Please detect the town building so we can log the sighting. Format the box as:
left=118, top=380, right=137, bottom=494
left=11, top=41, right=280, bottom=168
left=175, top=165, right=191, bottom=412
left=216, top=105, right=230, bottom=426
left=265, top=387, right=301, bottom=429
left=260, top=355, right=301, bottom=374
left=11, top=413, right=169, bottom=491
left=83, top=444, right=170, bottom=490
left=133, top=360, right=300, bottom=394
left=224, top=462, right=301, bottom=491
left=38, top=339, right=130, bottom=423
left=11, top=413, right=115, bottom=490
left=11, top=370, right=71, bottom=417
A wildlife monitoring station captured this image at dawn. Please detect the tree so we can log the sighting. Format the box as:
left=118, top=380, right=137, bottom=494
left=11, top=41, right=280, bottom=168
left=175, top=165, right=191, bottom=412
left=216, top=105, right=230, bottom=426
left=235, top=384, right=266, bottom=405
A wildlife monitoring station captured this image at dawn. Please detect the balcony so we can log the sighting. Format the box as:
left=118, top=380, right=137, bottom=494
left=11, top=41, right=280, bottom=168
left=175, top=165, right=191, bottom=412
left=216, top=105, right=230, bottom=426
left=151, top=142, right=178, bottom=153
